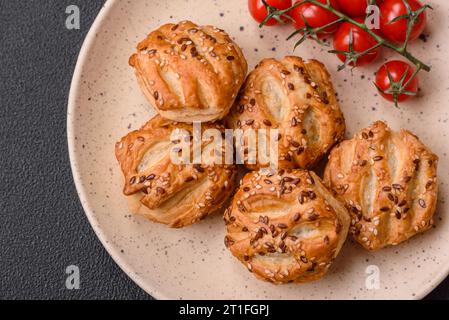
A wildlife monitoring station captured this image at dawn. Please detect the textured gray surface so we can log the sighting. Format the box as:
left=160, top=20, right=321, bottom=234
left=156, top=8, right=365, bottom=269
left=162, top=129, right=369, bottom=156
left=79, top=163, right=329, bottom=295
left=0, top=0, right=149, bottom=300
left=0, top=0, right=447, bottom=300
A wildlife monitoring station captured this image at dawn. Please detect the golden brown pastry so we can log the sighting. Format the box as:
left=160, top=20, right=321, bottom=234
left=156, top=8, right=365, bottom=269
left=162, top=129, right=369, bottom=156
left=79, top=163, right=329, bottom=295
left=324, top=121, right=438, bottom=251
left=224, top=169, right=350, bottom=284
left=225, top=56, right=345, bottom=170
left=129, top=20, right=248, bottom=123
left=115, top=115, right=237, bottom=228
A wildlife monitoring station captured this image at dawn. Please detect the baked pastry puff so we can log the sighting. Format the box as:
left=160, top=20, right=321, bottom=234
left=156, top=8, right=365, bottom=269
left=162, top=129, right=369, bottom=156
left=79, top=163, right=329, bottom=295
left=324, top=121, right=438, bottom=251
left=224, top=169, right=350, bottom=284
left=129, top=20, right=248, bottom=123
left=115, top=115, right=237, bottom=228
left=225, top=56, right=345, bottom=170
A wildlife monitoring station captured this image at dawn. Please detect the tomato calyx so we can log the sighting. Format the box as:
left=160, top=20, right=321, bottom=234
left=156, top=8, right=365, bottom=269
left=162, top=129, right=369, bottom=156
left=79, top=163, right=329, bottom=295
left=258, top=0, right=294, bottom=26
left=330, top=27, right=382, bottom=70
left=374, top=64, right=420, bottom=107
left=287, top=15, right=343, bottom=48
left=385, top=1, right=432, bottom=46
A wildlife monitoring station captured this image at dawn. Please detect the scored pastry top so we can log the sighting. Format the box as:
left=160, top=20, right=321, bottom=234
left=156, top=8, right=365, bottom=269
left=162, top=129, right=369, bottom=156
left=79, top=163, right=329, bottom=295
left=225, top=56, right=346, bottom=170
left=115, top=115, right=237, bottom=228
left=324, top=121, right=438, bottom=251
left=224, top=169, right=350, bottom=284
left=129, top=20, right=248, bottom=123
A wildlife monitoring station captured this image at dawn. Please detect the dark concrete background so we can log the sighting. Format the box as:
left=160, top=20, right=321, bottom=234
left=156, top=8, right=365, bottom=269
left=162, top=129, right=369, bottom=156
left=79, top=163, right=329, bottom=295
left=0, top=0, right=447, bottom=300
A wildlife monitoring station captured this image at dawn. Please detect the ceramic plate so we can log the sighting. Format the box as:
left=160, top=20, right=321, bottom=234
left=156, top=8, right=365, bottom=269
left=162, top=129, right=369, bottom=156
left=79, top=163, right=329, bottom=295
left=68, top=0, right=449, bottom=299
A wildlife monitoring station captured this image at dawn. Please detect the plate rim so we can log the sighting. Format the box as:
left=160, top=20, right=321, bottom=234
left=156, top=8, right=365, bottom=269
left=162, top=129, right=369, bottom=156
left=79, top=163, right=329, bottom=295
left=67, top=0, right=449, bottom=300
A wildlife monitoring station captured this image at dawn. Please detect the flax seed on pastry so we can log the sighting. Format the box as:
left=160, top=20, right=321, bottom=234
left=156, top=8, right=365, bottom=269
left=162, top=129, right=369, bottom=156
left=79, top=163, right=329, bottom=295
left=115, top=115, right=237, bottom=228
left=129, top=20, right=248, bottom=123
left=224, top=169, right=350, bottom=284
left=324, top=121, right=439, bottom=251
left=225, top=56, right=346, bottom=170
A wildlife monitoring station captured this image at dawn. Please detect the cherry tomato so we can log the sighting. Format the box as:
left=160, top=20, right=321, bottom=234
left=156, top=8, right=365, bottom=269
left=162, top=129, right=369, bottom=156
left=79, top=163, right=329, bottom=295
left=336, top=0, right=373, bottom=17
left=248, top=0, right=293, bottom=26
left=375, top=60, right=419, bottom=103
left=333, top=18, right=382, bottom=66
left=290, top=0, right=342, bottom=36
left=380, top=0, right=427, bottom=43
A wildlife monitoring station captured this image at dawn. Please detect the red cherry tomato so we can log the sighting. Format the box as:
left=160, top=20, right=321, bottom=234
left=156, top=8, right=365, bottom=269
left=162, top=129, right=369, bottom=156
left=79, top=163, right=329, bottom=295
left=380, top=0, right=427, bottom=43
left=333, top=18, right=382, bottom=66
left=336, top=0, right=373, bottom=17
left=248, top=0, right=293, bottom=26
left=290, top=0, right=342, bottom=36
left=375, top=60, right=419, bottom=103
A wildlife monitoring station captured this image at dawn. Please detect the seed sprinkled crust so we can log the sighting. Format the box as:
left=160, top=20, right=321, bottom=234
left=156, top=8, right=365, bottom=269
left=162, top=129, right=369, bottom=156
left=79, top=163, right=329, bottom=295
left=224, top=169, right=350, bottom=284
left=324, top=121, right=439, bottom=251
left=225, top=56, right=346, bottom=170
left=115, top=115, right=237, bottom=228
left=130, top=20, right=248, bottom=122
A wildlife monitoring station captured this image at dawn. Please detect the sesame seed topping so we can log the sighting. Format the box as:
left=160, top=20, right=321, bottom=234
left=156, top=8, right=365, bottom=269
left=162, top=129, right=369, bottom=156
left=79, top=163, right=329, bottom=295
left=293, top=212, right=301, bottom=221
left=418, top=199, right=426, bottom=208
left=263, top=119, right=272, bottom=126
left=387, top=193, right=395, bottom=202
left=293, top=65, right=304, bottom=73
left=291, top=117, right=298, bottom=127
left=308, top=211, right=319, bottom=221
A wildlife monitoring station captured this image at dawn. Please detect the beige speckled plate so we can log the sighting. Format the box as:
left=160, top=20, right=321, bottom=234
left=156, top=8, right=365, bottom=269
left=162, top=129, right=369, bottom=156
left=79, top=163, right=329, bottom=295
left=68, top=0, right=449, bottom=299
